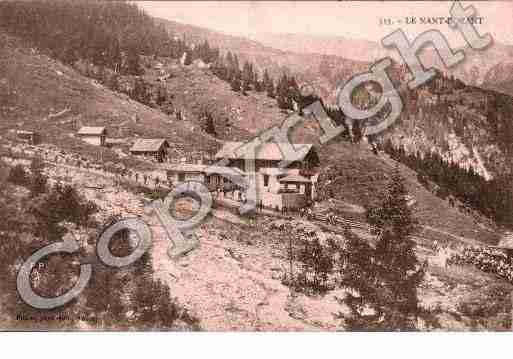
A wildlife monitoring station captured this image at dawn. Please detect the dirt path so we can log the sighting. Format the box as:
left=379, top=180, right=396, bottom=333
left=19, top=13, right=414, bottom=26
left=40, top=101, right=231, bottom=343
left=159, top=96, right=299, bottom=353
left=147, top=214, right=343, bottom=331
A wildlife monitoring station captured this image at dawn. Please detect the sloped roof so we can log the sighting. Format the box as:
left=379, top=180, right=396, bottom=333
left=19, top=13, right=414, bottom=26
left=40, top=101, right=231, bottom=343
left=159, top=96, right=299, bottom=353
left=497, top=232, right=513, bottom=249
left=279, top=174, right=311, bottom=183
left=130, top=139, right=169, bottom=153
left=162, top=164, right=245, bottom=178
left=166, top=163, right=207, bottom=173
left=215, top=141, right=314, bottom=161
left=77, top=126, right=106, bottom=135
left=17, top=130, right=35, bottom=135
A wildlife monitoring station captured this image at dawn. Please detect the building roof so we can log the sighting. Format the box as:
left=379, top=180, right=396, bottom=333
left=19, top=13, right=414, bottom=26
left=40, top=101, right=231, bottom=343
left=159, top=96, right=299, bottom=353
left=166, top=163, right=207, bottom=173
left=496, top=232, right=513, bottom=250
left=279, top=174, right=311, bottom=183
left=77, top=126, right=106, bottom=136
left=130, top=139, right=169, bottom=153
left=215, top=141, right=314, bottom=161
left=16, top=130, right=35, bottom=135
left=163, top=164, right=245, bottom=178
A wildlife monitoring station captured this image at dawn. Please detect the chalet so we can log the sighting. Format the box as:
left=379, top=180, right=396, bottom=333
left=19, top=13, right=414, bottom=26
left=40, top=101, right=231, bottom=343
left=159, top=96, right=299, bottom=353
left=16, top=130, right=38, bottom=145
left=77, top=126, right=106, bottom=146
left=166, top=163, right=208, bottom=185
left=214, top=141, right=320, bottom=210
left=129, top=138, right=169, bottom=162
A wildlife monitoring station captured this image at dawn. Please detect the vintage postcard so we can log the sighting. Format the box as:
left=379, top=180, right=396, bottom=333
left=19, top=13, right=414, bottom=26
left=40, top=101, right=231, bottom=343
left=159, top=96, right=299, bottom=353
left=1, top=0, right=513, bottom=334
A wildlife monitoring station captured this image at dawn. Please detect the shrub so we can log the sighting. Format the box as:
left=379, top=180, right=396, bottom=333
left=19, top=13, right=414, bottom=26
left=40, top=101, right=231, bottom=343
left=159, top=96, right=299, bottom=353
left=448, top=246, right=513, bottom=283
left=294, top=234, right=338, bottom=294
left=282, top=225, right=339, bottom=295
left=7, top=164, right=30, bottom=186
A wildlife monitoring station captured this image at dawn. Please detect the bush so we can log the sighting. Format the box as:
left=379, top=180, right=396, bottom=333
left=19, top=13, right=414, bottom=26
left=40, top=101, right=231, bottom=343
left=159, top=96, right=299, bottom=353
left=282, top=226, right=339, bottom=295
left=29, top=183, right=98, bottom=240
left=29, top=171, right=48, bottom=197
left=294, top=234, right=338, bottom=294
left=7, top=164, right=30, bottom=186
left=448, top=246, right=513, bottom=283
left=57, top=184, right=98, bottom=226
left=28, top=157, right=48, bottom=197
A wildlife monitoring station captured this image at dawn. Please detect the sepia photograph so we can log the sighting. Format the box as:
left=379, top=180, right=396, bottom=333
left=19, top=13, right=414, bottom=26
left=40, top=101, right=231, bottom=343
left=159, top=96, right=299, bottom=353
left=1, top=1, right=513, bottom=345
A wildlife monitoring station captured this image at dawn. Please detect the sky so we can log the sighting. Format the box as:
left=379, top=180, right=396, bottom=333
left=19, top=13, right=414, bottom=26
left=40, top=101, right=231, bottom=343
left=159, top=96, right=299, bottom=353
left=136, top=1, right=513, bottom=46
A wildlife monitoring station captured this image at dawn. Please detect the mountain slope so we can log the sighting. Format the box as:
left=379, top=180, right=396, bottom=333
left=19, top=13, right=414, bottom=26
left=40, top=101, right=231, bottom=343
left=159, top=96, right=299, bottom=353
left=482, top=61, right=513, bottom=97
left=0, top=26, right=500, bottom=242
left=156, top=18, right=370, bottom=103
left=0, top=34, right=217, bottom=165
left=145, top=58, right=292, bottom=141
left=155, top=19, right=513, bottom=179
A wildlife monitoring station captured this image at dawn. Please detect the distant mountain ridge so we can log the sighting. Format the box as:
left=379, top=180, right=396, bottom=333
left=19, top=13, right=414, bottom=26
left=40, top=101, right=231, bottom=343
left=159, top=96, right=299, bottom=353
left=259, top=32, right=513, bottom=86
left=250, top=32, right=388, bottom=61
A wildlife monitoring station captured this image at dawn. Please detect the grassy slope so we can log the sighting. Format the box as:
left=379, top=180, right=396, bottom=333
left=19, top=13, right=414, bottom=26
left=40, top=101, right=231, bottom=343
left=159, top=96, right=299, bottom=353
left=0, top=34, right=217, bottom=165
left=147, top=61, right=291, bottom=141
left=317, top=141, right=499, bottom=244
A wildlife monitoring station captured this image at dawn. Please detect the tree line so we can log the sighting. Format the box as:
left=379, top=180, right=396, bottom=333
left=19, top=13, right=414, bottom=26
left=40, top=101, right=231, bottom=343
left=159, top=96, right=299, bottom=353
left=0, top=0, right=211, bottom=76
left=211, top=50, right=315, bottom=111
left=383, top=139, right=513, bottom=227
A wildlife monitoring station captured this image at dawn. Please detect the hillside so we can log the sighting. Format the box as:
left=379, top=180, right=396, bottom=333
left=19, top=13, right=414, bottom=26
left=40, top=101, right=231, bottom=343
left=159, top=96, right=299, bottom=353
left=375, top=72, right=513, bottom=179
left=141, top=56, right=293, bottom=141
left=142, top=51, right=504, bottom=243
left=0, top=34, right=217, bottom=166
left=482, top=61, right=513, bottom=97
left=0, top=19, right=501, bottom=241
left=0, top=11, right=506, bottom=242
left=316, top=140, right=499, bottom=242
left=1, top=1, right=512, bottom=331
left=155, top=19, right=513, bottom=181
left=155, top=18, right=370, bottom=103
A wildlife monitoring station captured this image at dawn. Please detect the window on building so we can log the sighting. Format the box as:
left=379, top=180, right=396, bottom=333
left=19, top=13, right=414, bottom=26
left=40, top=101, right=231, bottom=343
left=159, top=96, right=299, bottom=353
left=263, top=175, right=269, bottom=187
left=178, top=173, right=185, bottom=182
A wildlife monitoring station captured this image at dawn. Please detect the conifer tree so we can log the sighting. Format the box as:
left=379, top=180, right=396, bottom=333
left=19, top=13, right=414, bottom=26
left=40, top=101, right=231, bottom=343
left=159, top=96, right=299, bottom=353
left=125, top=46, right=142, bottom=75
left=231, top=73, right=241, bottom=92
left=183, top=51, right=193, bottom=66
left=242, top=61, right=254, bottom=92
left=266, top=80, right=275, bottom=98
left=341, top=168, right=424, bottom=330
left=132, top=78, right=150, bottom=105
left=263, top=70, right=275, bottom=98
left=276, top=74, right=290, bottom=109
